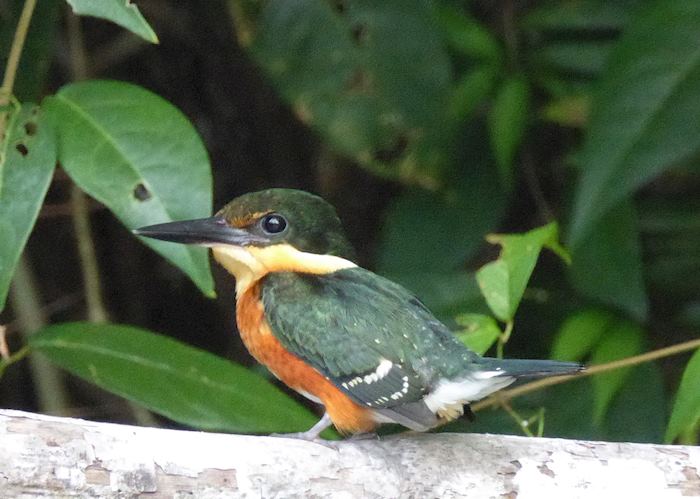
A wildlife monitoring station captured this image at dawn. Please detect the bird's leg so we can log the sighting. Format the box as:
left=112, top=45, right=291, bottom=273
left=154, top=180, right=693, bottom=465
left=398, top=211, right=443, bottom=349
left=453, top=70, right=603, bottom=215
left=270, top=411, right=333, bottom=441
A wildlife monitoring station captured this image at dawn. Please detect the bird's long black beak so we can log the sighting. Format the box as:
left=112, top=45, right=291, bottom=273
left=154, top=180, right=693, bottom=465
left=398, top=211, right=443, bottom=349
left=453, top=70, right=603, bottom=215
left=134, top=216, right=260, bottom=246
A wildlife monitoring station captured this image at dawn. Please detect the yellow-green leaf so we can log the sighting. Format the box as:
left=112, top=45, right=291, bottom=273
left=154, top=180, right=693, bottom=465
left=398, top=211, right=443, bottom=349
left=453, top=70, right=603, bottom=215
left=476, top=222, right=569, bottom=322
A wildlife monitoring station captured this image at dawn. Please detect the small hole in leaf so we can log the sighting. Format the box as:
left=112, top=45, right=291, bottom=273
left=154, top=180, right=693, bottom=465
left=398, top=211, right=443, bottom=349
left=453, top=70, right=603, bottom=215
left=24, top=121, right=37, bottom=136
left=16, top=143, right=29, bottom=156
left=133, top=183, right=151, bottom=201
left=330, top=0, right=346, bottom=14
left=351, top=24, right=367, bottom=44
left=372, top=135, right=409, bottom=163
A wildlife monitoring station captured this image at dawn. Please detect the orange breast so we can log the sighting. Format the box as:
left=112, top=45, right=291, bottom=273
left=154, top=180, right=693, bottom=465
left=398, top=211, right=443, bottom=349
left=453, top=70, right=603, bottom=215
left=236, top=282, right=377, bottom=434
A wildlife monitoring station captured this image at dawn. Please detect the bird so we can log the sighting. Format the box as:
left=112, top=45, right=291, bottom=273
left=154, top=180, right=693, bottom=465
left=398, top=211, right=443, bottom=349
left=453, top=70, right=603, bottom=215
left=135, top=188, right=583, bottom=439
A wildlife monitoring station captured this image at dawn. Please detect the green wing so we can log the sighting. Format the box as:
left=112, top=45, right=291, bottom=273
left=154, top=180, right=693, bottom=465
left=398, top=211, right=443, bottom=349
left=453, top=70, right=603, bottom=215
left=260, top=267, right=479, bottom=429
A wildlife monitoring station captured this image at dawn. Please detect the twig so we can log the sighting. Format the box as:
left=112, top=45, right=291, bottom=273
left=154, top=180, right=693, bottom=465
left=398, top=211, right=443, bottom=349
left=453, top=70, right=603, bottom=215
left=496, top=320, right=514, bottom=359
left=66, top=11, right=108, bottom=324
left=0, top=0, right=38, bottom=139
left=0, top=325, right=9, bottom=360
left=472, top=337, right=700, bottom=412
left=9, top=256, right=71, bottom=412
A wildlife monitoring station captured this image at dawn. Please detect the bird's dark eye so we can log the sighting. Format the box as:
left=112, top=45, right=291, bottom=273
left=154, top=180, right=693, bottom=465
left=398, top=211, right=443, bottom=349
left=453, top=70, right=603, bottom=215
left=261, top=214, right=287, bottom=234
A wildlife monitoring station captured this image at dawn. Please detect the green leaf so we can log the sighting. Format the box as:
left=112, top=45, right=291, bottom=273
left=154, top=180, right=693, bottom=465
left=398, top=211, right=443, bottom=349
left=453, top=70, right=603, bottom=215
left=31, top=322, right=318, bottom=433
left=665, top=348, right=700, bottom=443
left=590, top=320, right=644, bottom=423
left=434, top=5, right=502, bottom=62
left=551, top=309, right=615, bottom=361
left=569, top=0, right=700, bottom=247
left=476, top=222, right=569, bottom=322
left=0, top=104, right=56, bottom=310
left=454, top=313, right=501, bottom=355
left=604, top=362, right=665, bottom=444
left=488, top=77, right=530, bottom=187
left=250, top=0, right=451, bottom=175
left=450, top=67, right=498, bottom=121
left=569, top=201, right=648, bottom=320
left=523, top=0, right=642, bottom=32
left=43, top=80, right=215, bottom=297
left=65, top=0, right=158, bottom=43
left=535, top=40, right=614, bottom=78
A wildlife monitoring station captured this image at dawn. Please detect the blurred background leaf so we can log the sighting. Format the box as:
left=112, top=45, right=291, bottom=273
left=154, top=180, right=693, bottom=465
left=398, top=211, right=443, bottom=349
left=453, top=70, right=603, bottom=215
left=665, top=349, right=700, bottom=443
left=590, top=320, right=645, bottom=423
left=568, top=0, right=700, bottom=247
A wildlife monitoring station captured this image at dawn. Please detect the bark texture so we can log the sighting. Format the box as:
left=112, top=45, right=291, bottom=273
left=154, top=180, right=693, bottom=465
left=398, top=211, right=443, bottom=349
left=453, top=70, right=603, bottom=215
left=1, top=409, right=699, bottom=498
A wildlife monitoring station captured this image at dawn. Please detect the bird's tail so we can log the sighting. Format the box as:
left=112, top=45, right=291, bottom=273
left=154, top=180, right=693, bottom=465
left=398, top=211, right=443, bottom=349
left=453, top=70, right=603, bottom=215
left=479, top=358, right=584, bottom=378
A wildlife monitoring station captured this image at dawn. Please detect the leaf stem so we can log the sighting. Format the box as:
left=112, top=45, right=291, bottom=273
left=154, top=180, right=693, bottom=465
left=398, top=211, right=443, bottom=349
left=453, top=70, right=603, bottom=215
left=500, top=400, right=534, bottom=437
left=496, top=321, right=514, bottom=359
left=0, top=0, right=38, bottom=138
left=472, top=337, right=700, bottom=412
left=70, top=185, right=108, bottom=323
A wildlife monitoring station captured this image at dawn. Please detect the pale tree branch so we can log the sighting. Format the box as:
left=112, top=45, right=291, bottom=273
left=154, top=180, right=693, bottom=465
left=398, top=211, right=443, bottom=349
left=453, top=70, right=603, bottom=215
left=0, top=409, right=698, bottom=498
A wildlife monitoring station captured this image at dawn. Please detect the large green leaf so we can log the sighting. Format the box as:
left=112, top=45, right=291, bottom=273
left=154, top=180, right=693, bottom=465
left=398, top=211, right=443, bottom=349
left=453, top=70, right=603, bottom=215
left=43, top=80, right=215, bottom=297
left=569, top=201, right=647, bottom=320
left=31, top=322, right=319, bottom=433
left=590, top=320, right=644, bottom=423
left=569, top=0, right=700, bottom=246
left=65, top=0, right=158, bottom=43
left=665, top=348, right=700, bottom=443
left=250, top=0, right=452, bottom=177
left=551, top=309, right=615, bottom=361
left=476, top=222, right=569, bottom=322
left=0, top=105, right=56, bottom=311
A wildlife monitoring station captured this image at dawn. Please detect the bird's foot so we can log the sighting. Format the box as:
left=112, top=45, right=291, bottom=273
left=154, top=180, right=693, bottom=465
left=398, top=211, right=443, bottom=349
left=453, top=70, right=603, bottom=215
left=268, top=412, right=337, bottom=448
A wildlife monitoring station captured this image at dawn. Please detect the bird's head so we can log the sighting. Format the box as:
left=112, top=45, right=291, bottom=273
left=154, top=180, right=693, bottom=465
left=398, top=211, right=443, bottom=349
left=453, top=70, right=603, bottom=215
left=135, top=189, right=357, bottom=294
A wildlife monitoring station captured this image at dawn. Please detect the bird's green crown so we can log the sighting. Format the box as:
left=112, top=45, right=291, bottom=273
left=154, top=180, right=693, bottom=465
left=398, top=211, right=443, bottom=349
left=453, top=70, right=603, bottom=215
left=217, top=189, right=357, bottom=261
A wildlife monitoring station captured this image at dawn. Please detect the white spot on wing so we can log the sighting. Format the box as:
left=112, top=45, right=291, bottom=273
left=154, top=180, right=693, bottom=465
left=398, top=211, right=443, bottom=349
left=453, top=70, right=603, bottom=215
left=363, top=358, right=393, bottom=385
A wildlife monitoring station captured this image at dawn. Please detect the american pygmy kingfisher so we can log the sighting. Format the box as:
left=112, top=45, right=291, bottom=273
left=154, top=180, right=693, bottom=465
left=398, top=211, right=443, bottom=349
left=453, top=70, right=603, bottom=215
left=135, top=189, right=582, bottom=439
